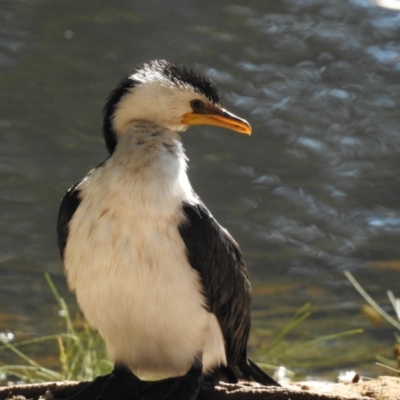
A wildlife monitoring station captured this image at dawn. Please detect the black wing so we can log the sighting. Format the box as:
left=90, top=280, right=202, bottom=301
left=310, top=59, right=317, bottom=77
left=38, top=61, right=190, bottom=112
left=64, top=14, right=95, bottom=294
left=179, top=201, right=280, bottom=386
left=178, top=201, right=251, bottom=365
left=57, top=182, right=82, bottom=260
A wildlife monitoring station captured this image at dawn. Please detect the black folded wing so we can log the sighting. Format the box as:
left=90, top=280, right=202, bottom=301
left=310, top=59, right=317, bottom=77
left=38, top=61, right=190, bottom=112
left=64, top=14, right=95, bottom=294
left=178, top=201, right=251, bottom=365
left=57, top=182, right=82, bottom=260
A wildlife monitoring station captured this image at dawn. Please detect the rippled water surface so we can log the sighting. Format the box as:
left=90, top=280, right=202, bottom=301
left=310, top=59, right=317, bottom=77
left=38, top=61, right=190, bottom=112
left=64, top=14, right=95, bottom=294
left=1, top=0, right=400, bottom=381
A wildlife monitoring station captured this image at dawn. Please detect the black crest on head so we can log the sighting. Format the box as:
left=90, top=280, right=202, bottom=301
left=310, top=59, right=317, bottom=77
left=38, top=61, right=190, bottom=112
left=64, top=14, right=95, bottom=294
left=102, top=60, right=222, bottom=154
left=154, top=60, right=222, bottom=106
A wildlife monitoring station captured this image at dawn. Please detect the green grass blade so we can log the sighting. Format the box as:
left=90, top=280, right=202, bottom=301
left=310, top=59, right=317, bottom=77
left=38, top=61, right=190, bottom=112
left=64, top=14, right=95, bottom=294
left=281, top=328, right=363, bottom=356
left=345, top=271, right=400, bottom=330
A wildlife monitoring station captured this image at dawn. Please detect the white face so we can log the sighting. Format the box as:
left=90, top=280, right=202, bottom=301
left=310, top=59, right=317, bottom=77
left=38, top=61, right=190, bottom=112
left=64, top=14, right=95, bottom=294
left=112, top=76, right=209, bottom=135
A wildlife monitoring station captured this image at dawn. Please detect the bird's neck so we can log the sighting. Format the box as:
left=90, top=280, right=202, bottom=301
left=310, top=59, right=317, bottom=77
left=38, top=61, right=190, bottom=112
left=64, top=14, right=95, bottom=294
left=102, top=121, right=194, bottom=207
left=114, top=121, right=183, bottom=159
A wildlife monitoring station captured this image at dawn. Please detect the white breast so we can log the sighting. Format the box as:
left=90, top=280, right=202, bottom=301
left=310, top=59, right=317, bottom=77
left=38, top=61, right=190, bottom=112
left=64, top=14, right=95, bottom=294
left=64, top=124, right=226, bottom=378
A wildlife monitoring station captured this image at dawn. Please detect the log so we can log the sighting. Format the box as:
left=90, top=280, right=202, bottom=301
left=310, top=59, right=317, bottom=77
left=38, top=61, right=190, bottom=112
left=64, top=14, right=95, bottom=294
left=0, top=376, right=399, bottom=400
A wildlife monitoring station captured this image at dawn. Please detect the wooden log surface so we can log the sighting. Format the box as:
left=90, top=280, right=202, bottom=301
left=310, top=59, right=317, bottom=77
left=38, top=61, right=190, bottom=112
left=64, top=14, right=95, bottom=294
left=0, top=376, right=399, bottom=400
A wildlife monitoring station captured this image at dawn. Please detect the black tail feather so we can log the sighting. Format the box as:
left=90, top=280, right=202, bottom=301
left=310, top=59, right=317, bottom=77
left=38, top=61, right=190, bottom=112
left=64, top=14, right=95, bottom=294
left=239, top=358, right=280, bottom=386
left=205, top=358, right=280, bottom=387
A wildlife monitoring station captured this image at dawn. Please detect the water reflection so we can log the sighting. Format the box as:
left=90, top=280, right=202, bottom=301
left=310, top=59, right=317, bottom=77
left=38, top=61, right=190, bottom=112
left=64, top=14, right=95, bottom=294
left=373, top=0, right=400, bottom=11
left=1, top=0, right=400, bottom=380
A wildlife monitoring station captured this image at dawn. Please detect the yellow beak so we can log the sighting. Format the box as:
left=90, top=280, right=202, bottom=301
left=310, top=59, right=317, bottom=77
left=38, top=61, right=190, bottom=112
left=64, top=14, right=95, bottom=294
left=181, top=108, right=251, bottom=135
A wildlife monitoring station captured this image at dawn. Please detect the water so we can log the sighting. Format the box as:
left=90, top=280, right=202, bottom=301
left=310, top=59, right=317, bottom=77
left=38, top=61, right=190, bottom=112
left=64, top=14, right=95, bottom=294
left=1, top=0, right=400, bottom=381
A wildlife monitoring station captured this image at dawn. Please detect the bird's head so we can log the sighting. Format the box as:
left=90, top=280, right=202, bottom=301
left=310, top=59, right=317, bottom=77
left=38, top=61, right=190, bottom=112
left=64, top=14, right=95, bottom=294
left=103, top=60, right=251, bottom=153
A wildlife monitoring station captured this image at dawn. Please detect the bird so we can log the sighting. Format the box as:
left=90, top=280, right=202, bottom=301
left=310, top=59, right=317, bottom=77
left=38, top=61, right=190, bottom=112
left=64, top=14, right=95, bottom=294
left=57, top=60, right=279, bottom=400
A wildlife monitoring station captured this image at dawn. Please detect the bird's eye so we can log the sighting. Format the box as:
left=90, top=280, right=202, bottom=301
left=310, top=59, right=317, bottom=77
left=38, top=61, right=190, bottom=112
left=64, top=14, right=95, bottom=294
left=190, top=100, right=204, bottom=111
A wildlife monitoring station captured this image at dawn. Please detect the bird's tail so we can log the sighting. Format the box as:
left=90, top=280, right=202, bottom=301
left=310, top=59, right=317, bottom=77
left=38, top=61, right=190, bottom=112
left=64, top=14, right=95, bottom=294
left=238, top=357, right=280, bottom=386
left=206, top=357, right=280, bottom=387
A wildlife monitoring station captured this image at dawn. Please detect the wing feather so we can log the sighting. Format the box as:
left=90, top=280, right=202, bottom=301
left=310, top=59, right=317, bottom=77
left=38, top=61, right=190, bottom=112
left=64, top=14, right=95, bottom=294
left=57, top=183, right=82, bottom=260
left=179, top=201, right=251, bottom=365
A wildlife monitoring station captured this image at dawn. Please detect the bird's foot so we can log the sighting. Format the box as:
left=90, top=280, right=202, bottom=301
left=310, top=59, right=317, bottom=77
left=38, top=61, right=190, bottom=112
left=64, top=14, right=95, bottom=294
left=57, top=364, right=145, bottom=400
left=57, top=359, right=203, bottom=400
left=142, top=357, right=203, bottom=400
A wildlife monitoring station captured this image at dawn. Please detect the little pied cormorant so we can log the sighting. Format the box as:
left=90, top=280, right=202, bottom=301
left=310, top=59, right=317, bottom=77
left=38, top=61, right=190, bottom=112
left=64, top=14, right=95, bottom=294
left=57, top=60, right=279, bottom=400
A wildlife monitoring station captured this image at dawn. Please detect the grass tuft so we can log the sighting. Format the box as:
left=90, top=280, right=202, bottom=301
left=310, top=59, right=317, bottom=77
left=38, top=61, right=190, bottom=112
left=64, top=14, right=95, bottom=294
left=253, top=302, right=363, bottom=378
left=345, top=271, right=400, bottom=374
left=0, top=273, right=111, bottom=384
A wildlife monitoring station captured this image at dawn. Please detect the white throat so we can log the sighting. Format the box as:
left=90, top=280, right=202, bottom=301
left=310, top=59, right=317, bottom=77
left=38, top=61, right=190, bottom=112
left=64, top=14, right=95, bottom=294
left=105, top=122, right=195, bottom=214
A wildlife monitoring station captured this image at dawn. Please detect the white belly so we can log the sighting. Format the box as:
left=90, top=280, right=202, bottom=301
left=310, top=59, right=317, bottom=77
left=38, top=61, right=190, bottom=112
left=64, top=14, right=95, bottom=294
left=63, top=149, right=226, bottom=378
